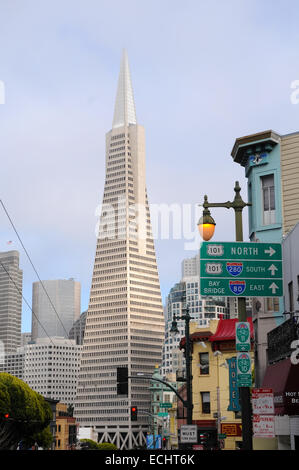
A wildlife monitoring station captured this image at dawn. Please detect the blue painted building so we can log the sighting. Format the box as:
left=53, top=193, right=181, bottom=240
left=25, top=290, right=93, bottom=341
left=231, top=129, right=299, bottom=386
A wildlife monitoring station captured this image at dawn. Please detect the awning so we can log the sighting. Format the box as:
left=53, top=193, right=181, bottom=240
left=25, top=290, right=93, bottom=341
left=179, top=331, right=213, bottom=349
left=262, top=357, right=299, bottom=415
left=209, top=317, right=254, bottom=342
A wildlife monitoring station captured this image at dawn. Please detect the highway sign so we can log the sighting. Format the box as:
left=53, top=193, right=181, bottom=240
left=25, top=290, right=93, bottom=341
left=200, top=278, right=283, bottom=297
left=157, top=412, right=168, bottom=417
left=180, top=425, right=197, bottom=443
left=160, top=403, right=172, bottom=408
left=200, top=259, right=282, bottom=279
left=200, top=241, right=282, bottom=261
left=236, top=322, right=251, bottom=352
left=236, top=352, right=252, bottom=387
left=200, top=241, right=283, bottom=297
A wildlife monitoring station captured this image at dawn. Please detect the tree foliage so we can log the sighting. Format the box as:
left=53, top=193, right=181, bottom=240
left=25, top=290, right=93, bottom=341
left=97, top=442, right=118, bottom=450
left=0, top=373, right=52, bottom=449
left=79, top=439, right=118, bottom=450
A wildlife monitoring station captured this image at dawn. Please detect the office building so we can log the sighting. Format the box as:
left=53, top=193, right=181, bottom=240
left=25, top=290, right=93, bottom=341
left=23, top=337, right=81, bottom=405
left=74, top=50, right=164, bottom=449
left=31, top=279, right=81, bottom=340
left=0, top=251, right=23, bottom=354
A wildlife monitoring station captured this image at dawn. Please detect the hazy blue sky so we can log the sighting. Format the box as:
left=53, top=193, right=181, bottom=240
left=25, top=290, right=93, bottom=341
left=1, top=0, right=299, bottom=332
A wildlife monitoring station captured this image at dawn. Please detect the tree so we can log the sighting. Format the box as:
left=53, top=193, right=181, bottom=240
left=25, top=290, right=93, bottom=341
left=97, top=442, right=118, bottom=450
left=0, top=373, right=52, bottom=450
left=79, top=439, right=100, bottom=450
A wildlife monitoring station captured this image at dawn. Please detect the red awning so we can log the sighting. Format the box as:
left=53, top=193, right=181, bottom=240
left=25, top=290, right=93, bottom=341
left=262, top=357, right=299, bottom=415
left=209, top=317, right=254, bottom=342
left=179, top=331, right=213, bottom=349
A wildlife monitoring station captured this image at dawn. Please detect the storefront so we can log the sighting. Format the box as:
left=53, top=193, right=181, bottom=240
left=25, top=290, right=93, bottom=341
left=262, top=357, right=299, bottom=450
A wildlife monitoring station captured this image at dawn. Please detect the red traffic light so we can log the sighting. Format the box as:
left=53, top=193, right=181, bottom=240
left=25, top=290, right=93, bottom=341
left=4, top=413, right=9, bottom=419
left=130, top=406, right=138, bottom=421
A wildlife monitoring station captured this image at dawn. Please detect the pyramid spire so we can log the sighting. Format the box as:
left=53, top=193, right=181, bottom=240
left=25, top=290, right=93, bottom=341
left=112, top=49, right=137, bottom=129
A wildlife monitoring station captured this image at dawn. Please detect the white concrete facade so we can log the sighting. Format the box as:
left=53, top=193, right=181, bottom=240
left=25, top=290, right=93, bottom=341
left=23, top=337, right=81, bottom=405
left=31, top=279, right=81, bottom=340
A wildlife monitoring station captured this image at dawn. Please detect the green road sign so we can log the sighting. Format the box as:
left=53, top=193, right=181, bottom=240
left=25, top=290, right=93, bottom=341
left=200, top=278, right=283, bottom=297
left=218, top=434, right=227, bottom=439
left=160, top=403, right=172, bottom=408
left=200, top=259, right=282, bottom=279
left=200, top=241, right=282, bottom=261
left=200, top=241, right=283, bottom=298
left=237, top=352, right=252, bottom=387
left=158, top=412, right=168, bottom=417
left=236, top=322, right=251, bottom=352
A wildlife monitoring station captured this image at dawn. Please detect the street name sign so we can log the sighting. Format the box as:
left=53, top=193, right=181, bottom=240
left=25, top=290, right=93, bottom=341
left=200, top=241, right=283, bottom=297
left=160, top=403, right=172, bottom=408
left=180, top=425, right=197, bottom=443
left=235, top=322, right=251, bottom=352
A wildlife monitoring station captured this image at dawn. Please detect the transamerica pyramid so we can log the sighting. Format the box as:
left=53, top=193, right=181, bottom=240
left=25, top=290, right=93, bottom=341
left=74, top=50, right=165, bottom=449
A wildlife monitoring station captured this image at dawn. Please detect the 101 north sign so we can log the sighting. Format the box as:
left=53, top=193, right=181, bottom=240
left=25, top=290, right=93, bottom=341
left=200, top=241, right=283, bottom=297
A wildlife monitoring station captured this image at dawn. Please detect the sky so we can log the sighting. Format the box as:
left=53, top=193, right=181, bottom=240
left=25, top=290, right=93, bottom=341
left=1, top=0, right=299, bottom=333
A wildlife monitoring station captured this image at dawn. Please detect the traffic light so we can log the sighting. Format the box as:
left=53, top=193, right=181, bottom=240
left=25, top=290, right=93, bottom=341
left=130, top=406, right=138, bottom=421
left=4, top=413, right=9, bottom=419
left=117, top=367, right=128, bottom=395
left=199, top=432, right=208, bottom=448
left=162, top=437, right=167, bottom=449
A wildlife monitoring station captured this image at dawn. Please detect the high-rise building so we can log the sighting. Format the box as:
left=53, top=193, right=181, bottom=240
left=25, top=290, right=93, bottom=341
left=68, top=311, right=87, bottom=345
left=31, top=279, right=81, bottom=341
left=0, top=251, right=23, bottom=354
left=74, top=50, right=164, bottom=449
left=181, top=254, right=200, bottom=279
left=0, top=347, right=24, bottom=379
left=23, top=337, right=81, bottom=405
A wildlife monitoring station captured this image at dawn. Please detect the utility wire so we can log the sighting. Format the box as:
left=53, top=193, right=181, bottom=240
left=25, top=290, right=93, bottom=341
left=0, top=261, right=55, bottom=347
left=0, top=199, right=73, bottom=344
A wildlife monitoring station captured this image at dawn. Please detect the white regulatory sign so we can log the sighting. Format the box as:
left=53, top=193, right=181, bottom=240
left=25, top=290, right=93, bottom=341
left=180, top=425, right=197, bottom=443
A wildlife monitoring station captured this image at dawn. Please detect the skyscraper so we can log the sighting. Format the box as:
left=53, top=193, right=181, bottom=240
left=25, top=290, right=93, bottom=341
left=0, top=251, right=23, bottom=354
left=74, top=51, right=164, bottom=449
left=31, top=279, right=81, bottom=341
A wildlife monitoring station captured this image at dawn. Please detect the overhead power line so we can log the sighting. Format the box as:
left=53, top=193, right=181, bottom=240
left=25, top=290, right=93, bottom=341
left=0, top=199, right=73, bottom=344
left=0, top=261, right=55, bottom=347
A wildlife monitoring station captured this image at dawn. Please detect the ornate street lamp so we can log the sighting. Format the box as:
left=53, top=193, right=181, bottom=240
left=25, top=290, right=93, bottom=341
left=198, top=181, right=253, bottom=451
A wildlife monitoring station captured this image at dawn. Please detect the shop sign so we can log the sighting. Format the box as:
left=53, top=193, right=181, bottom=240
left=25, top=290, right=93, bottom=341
left=227, top=357, right=240, bottom=412
left=220, top=423, right=242, bottom=437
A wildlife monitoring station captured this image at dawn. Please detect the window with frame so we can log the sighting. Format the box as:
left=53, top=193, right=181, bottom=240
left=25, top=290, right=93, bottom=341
left=199, top=352, right=209, bottom=375
left=266, top=297, right=279, bottom=312
left=261, top=174, right=275, bottom=225
left=201, top=391, right=210, bottom=414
